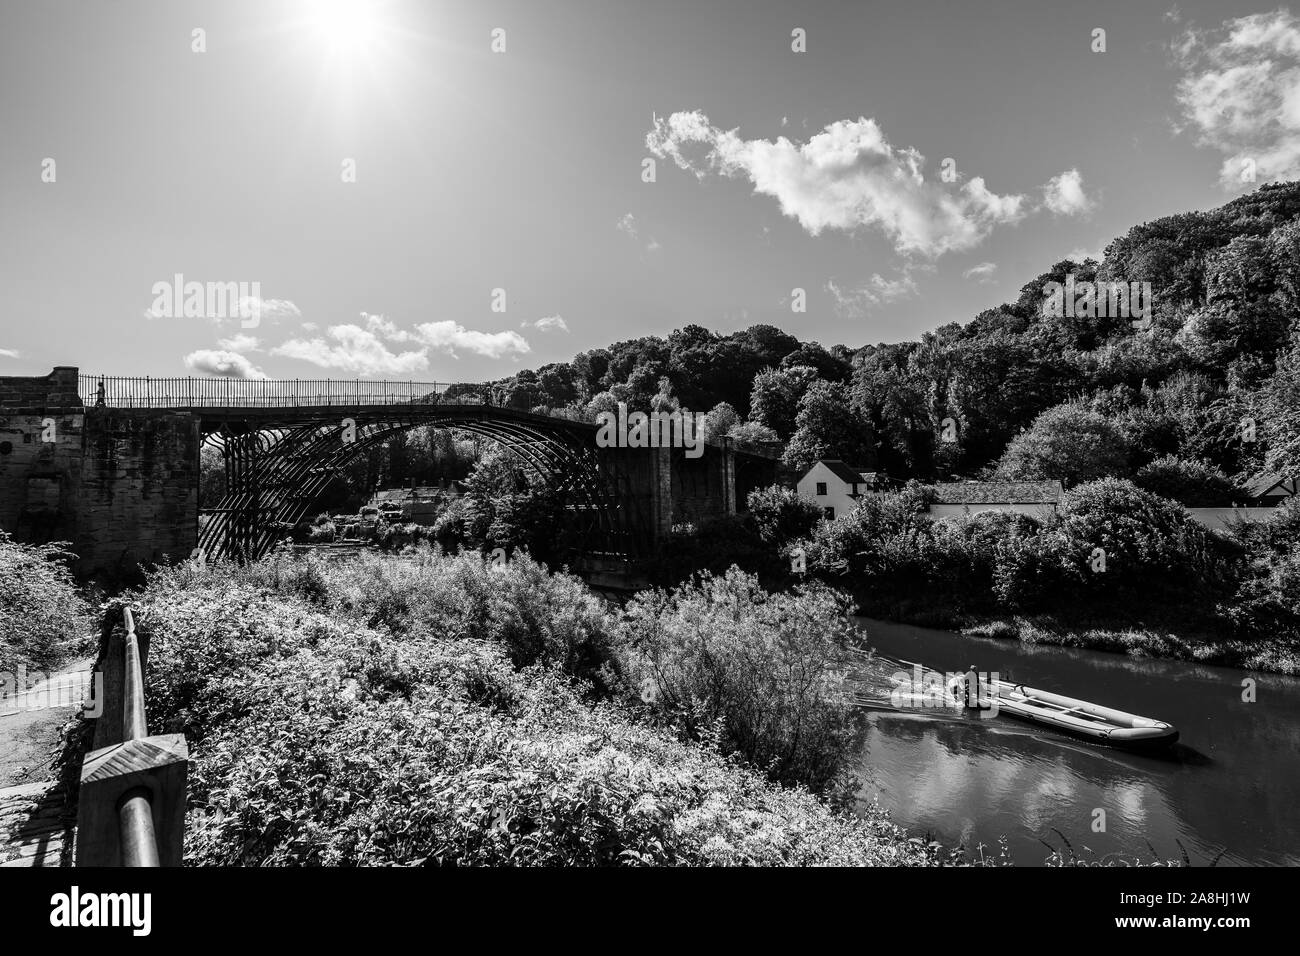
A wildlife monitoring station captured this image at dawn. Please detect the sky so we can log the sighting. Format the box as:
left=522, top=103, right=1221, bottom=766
left=2, top=0, right=1299, bottom=384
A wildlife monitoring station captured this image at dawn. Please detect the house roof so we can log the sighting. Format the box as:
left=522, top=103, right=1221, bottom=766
left=933, top=480, right=1064, bottom=504
left=1244, top=472, right=1294, bottom=498
left=800, top=459, right=869, bottom=486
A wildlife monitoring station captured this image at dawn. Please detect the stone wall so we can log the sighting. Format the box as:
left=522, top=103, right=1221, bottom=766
left=77, top=409, right=200, bottom=581
left=0, top=369, right=85, bottom=552
left=0, top=369, right=200, bottom=582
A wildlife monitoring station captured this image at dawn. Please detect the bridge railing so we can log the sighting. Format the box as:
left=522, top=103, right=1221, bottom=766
left=75, top=604, right=189, bottom=866
left=78, top=374, right=500, bottom=408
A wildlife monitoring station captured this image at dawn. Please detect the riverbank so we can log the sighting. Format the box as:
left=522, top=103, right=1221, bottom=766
left=952, top=614, right=1300, bottom=676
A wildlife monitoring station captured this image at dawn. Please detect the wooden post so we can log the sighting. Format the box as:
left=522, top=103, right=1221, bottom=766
left=76, top=605, right=188, bottom=866
left=76, top=735, right=188, bottom=866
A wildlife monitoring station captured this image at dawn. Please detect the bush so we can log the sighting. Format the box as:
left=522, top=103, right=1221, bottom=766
left=803, top=484, right=938, bottom=615
left=0, top=532, right=92, bottom=672
left=121, top=559, right=933, bottom=866
left=1133, top=455, right=1240, bottom=507
left=1224, top=545, right=1300, bottom=636
left=990, top=527, right=1084, bottom=611
left=620, top=568, right=863, bottom=796
left=931, top=510, right=1042, bottom=611
left=306, top=520, right=336, bottom=543
left=244, top=547, right=623, bottom=696
left=746, top=484, right=823, bottom=545
left=1054, top=478, right=1237, bottom=603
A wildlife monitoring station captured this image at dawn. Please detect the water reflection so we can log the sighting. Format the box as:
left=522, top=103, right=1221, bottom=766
left=852, top=618, right=1300, bottom=867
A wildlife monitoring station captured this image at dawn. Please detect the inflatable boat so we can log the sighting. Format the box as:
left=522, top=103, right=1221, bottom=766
left=981, top=680, right=1179, bottom=749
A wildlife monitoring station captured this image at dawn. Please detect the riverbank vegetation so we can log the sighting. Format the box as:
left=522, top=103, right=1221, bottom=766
left=109, top=549, right=949, bottom=866
left=0, top=531, right=92, bottom=674
left=798, top=481, right=1300, bottom=674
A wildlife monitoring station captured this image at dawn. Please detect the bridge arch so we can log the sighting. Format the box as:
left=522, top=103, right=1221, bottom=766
left=197, top=408, right=646, bottom=563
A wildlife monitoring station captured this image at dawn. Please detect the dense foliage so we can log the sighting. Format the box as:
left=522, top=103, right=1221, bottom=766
left=479, top=181, right=1300, bottom=489
left=801, top=481, right=1299, bottom=672
left=621, top=569, right=864, bottom=796
left=0, top=531, right=91, bottom=672
left=115, top=551, right=939, bottom=866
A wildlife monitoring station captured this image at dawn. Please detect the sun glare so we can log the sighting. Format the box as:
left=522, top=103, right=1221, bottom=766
left=307, top=0, right=385, bottom=59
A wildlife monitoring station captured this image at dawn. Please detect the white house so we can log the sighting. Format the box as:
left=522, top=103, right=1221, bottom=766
left=928, top=481, right=1064, bottom=519
left=795, top=460, right=884, bottom=519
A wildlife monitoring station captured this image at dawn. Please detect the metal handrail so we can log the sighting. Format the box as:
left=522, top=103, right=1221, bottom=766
left=117, top=607, right=159, bottom=867
left=78, top=374, right=498, bottom=409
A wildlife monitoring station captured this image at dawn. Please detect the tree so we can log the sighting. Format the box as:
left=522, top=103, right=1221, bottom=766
left=779, top=342, right=851, bottom=382
left=536, top=363, right=578, bottom=407
left=703, top=402, right=740, bottom=440
left=198, top=442, right=226, bottom=508
left=782, top=381, right=874, bottom=470
left=728, top=421, right=779, bottom=443
left=994, top=403, right=1130, bottom=486
left=746, top=485, right=822, bottom=544
left=750, top=365, right=819, bottom=439
left=584, top=390, right=620, bottom=423
left=1259, top=338, right=1300, bottom=477
left=571, top=348, right=610, bottom=400
left=461, top=448, right=569, bottom=564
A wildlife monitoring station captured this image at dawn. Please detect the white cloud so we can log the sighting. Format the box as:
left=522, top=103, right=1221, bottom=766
left=413, top=321, right=530, bottom=359
left=645, top=111, right=1078, bottom=257
left=216, top=333, right=260, bottom=352
left=300, top=321, right=319, bottom=332
left=0, top=348, right=19, bottom=359
left=183, top=349, right=267, bottom=379
left=1041, top=168, right=1094, bottom=215
left=962, top=261, right=999, bottom=284
left=272, top=323, right=428, bottom=377
left=271, top=312, right=530, bottom=374
left=826, top=271, right=919, bottom=317
left=617, top=213, right=660, bottom=251
left=522, top=315, right=569, bottom=333
left=142, top=292, right=301, bottom=326
left=240, top=297, right=301, bottom=322
left=1173, top=10, right=1300, bottom=187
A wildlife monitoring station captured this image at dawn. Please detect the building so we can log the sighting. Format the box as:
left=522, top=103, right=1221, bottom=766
left=1181, top=473, right=1295, bottom=531
left=368, top=481, right=463, bottom=525
left=795, top=460, right=890, bottom=519
left=929, top=480, right=1064, bottom=519
left=1243, top=473, right=1296, bottom=507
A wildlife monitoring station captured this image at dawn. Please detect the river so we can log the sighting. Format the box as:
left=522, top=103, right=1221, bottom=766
left=851, top=617, right=1300, bottom=866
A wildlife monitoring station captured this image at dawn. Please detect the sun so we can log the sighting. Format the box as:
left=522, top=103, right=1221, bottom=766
left=307, top=0, right=385, bottom=59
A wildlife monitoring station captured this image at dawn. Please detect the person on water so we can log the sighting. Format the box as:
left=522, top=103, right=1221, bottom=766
left=965, top=665, right=980, bottom=710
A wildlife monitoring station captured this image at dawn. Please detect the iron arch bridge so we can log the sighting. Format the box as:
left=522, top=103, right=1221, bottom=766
left=198, top=404, right=638, bottom=563
left=82, top=375, right=780, bottom=568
